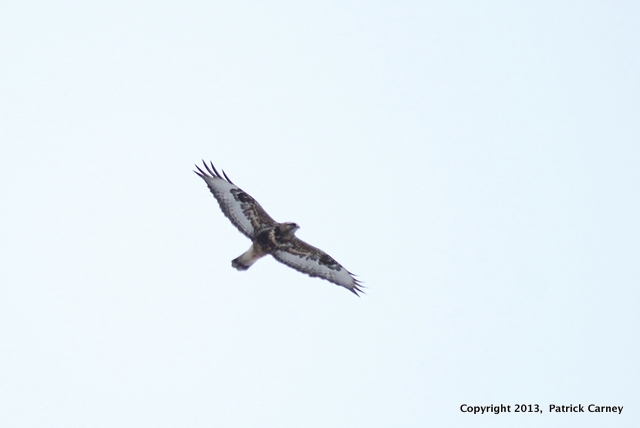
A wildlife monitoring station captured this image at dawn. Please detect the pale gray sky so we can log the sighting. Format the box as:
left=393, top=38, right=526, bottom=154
left=1, top=1, right=638, bottom=427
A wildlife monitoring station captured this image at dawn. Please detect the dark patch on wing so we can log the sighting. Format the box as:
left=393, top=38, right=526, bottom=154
left=319, top=253, right=339, bottom=268
left=230, top=188, right=253, bottom=204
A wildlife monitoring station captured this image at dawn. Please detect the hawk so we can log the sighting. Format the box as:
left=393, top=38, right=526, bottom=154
left=194, top=161, right=363, bottom=296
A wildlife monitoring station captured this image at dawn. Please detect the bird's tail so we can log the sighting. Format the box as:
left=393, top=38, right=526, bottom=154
left=232, top=256, right=251, bottom=271
left=231, top=244, right=265, bottom=271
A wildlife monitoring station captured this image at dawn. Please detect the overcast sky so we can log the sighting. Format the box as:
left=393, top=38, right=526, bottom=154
left=1, top=1, right=639, bottom=427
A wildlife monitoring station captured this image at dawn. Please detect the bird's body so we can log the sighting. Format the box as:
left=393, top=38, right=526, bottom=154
left=194, top=161, right=362, bottom=296
left=231, top=222, right=299, bottom=270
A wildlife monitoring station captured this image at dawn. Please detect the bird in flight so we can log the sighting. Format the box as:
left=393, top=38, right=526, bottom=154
left=194, top=161, right=363, bottom=296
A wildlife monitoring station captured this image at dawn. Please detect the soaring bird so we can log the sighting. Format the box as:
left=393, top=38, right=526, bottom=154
left=195, top=161, right=362, bottom=296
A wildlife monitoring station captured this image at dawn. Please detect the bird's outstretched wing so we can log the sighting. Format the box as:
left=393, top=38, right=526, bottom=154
left=194, top=161, right=276, bottom=238
left=272, top=237, right=363, bottom=296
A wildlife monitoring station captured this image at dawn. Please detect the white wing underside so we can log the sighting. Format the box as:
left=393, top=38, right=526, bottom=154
left=202, top=177, right=255, bottom=236
left=272, top=243, right=362, bottom=295
left=194, top=162, right=276, bottom=238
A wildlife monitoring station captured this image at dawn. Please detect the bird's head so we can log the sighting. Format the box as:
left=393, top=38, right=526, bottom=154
left=280, top=222, right=300, bottom=237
